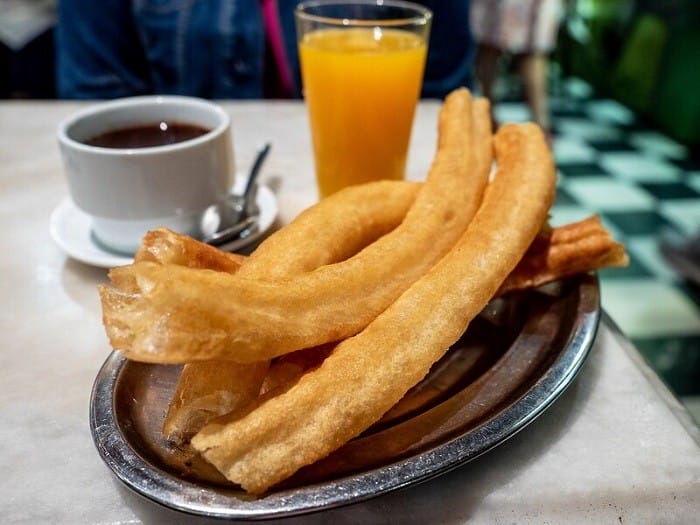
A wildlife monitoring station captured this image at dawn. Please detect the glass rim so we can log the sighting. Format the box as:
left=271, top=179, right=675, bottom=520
left=295, top=0, right=432, bottom=27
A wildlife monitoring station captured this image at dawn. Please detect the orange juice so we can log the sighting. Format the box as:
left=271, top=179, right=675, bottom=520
left=299, top=28, right=427, bottom=197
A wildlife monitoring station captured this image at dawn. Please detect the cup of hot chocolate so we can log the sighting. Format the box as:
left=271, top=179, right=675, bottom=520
left=57, top=96, right=234, bottom=254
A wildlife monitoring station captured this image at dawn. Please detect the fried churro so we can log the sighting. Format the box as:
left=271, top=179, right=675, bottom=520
left=97, top=89, right=629, bottom=493
left=191, top=123, right=556, bottom=494
left=100, top=89, right=493, bottom=363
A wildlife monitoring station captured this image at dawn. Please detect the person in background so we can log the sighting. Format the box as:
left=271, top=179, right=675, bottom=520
left=419, top=0, right=474, bottom=99
left=56, top=0, right=300, bottom=99
left=0, top=0, right=57, bottom=98
left=55, top=0, right=473, bottom=100
left=470, top=0, right=562, bottom=138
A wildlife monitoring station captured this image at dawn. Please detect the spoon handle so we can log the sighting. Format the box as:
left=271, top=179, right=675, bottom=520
left=243, top=142, right=272, bottom=201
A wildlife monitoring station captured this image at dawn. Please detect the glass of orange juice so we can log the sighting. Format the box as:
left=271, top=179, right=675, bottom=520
left=295, top=1, right=432, bottom=198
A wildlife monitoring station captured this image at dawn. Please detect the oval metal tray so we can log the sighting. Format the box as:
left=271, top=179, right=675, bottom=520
left=90, top=274, right=600, bottom=520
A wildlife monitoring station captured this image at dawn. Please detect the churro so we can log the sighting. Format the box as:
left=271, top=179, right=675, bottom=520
left=191, top=123, right=556, bottom=494
left=100, top=89, right=493, bottom=363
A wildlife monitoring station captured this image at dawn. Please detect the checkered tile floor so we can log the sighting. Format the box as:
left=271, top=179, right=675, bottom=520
left=495, top=78, right=700, bottom=424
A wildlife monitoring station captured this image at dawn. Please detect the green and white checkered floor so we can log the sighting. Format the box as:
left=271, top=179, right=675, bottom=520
left=495, top=78, right=700, bottom=425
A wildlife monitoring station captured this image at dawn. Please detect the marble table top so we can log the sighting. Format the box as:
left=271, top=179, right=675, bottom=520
left=1, top=100, right=698, bottom=524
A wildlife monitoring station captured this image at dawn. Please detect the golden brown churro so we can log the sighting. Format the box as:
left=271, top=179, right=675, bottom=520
left=109, top=209, right=627, bottom=444
left=161, top=181, right=422, bottom=442
left=120, top=230, right=264, bottom=444
left=239, top=179, right=420, bottom=279
left=100, top=89, right=493, bottom=363
left=135, top=228, right=247, bottom=272
left=152, top=181, right=420, bottom=441
left=98, top=88, right=628, bottom=493
left=498, top=215, right=628, bottom=295
left=191, top=123, right=556, bottom=494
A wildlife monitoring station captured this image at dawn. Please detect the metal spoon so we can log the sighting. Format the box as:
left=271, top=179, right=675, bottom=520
left=204, top=215, right=259, bottom=248
left=242, top=142, right=271, bottom=211
left=203, top=142, right=271, bottom=247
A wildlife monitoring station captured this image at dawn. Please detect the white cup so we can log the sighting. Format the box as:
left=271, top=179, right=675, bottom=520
left=57, top=96, right=234, bottom=254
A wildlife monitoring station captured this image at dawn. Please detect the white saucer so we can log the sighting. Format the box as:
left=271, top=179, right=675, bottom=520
left=50, top=184, right=278, bottom=268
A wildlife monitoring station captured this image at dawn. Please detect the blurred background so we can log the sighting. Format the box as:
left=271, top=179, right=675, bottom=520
left=2, top=0, right=699, bottom=421
left=3, top=0, right=699, bottom=149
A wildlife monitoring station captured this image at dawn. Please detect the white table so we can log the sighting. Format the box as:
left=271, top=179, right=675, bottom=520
left=1, top=101, right=699, bottom=524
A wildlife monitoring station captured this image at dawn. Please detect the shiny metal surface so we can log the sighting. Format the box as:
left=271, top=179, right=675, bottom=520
left=90, top=274, right=600, bottom=520
left=203, top=142, right=271, bottom=247
left=203, top=214, right=260, bottom=248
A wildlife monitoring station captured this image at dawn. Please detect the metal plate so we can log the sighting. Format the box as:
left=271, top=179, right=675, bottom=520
left=90, top=274, right=600, bottom=520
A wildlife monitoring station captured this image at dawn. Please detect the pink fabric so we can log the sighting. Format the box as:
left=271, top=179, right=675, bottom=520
left=261, top=0, right=293, bottom=96
left=471, top=0, right=563, bottom=54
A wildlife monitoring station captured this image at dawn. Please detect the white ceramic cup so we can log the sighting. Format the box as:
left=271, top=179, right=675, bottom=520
left=57, top=95, right=234, bottom=254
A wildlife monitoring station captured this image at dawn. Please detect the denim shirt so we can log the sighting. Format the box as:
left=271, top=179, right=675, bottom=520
left=56, top=0, right=300, bottom=99
left=56, top=0, right=472, bottom=100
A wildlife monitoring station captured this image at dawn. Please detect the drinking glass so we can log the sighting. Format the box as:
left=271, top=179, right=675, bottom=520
left=295, top=0, right=432, bottom=198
